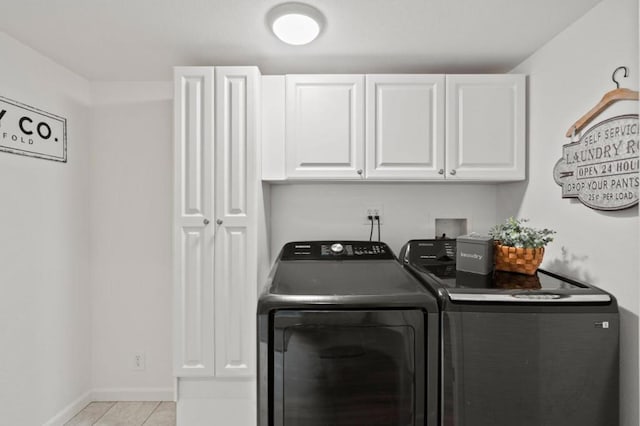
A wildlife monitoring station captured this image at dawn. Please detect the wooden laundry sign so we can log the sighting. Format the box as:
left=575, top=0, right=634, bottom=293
left=0, top=96, right=67, bottom=162
left=554, top=66, right=639, bottom=210
left=553, top=114, right=639, bottom=210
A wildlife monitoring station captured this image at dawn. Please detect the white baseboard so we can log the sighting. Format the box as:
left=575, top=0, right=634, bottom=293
left=43, top=391, right=92, bottom=426
left=91, top=387, right=175, bottom=402
left=43, top=387, right=175, bottom=426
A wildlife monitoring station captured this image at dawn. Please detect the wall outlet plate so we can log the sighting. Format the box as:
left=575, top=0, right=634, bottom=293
left=363, top=206, right=383, bottom=225
left=132, top=352, right=145, bottom=371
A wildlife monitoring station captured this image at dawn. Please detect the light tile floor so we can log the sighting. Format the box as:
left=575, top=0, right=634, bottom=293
left=65, top=401, right=175, bottom=426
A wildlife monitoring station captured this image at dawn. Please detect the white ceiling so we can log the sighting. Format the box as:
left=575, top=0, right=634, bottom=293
left=0, top=0, right=602, bottom=81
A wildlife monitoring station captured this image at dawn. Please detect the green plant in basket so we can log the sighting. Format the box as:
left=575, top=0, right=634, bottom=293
left=489, top=217, right=556, bottom=249
left=489, top=218, right=556, bottom=275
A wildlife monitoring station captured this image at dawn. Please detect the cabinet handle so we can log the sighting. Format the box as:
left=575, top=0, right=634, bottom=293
left=357, top=169, right=363, bottom=175
left=450, top=169, right=457, bottom=176
left=203, top=218, right=210, bottom=225
left=438, top=169, right=444, bottom=175
left=216, top=219, right=223, bottom=225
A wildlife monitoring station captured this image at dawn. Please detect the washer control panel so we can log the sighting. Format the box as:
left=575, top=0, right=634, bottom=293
left=281, top=241, right=395, bottom=260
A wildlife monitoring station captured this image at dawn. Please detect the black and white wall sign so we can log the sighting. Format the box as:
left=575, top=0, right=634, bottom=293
left=554, top=114, right=639, bottom=210
left=0, top=96, right=67, bottom=162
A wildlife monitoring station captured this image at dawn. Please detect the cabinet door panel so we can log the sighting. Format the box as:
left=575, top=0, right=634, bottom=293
left=214, top=67, right=258, bottom=377
left=173, top=67, right=215, bottom=376
left=182, top=78, right=207, bottom=216
left=215, top=226, right=253, bottom=374
left=179, top=227, right=213, bottom=370
left=366, top=75, right=445, bottom=179
left=286, top=75, right=364, bottom=179
left=446, top=75, right=525, bottom=180
left=220, top=74, right=249, bottom=216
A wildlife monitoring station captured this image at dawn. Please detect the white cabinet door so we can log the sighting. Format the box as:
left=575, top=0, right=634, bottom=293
left=445, top=75, right=525, bottom=180
left=286, top=75, right=365, bottom=179
left=213, top=67, right=259, bottom=378
left=366, top=75, right=445, bottom=179
left=173, top=67, right=215, bottom=377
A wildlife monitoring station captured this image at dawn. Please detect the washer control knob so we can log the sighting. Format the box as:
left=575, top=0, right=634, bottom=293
left=330, top=243, right=344, bottom=254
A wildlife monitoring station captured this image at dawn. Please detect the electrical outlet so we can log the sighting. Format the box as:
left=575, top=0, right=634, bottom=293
left=133, top=352, right=145, bottom=371
left=363, top=206, right=383, bottom=225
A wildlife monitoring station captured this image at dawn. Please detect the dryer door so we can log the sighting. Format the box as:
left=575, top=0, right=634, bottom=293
left=272, top=310, right=425, bottom=426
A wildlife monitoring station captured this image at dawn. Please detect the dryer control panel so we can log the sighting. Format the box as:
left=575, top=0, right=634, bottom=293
left=281, top=241, right=395, bottom=260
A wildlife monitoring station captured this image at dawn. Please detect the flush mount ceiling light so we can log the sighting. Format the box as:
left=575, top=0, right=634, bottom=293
left=267, top=3, right=325, bottom=46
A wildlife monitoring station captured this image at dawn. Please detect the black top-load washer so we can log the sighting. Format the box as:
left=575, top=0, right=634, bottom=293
left=258, top=241, right=439, bottom=426
left=400, top=239, right=619, bottom=426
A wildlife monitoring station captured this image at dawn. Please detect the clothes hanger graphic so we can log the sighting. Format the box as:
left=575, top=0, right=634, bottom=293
left=565, top=66, right=639, bottom=137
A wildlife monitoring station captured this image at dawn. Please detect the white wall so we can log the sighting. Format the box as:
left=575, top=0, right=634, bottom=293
left=0, top=33, right=92, bottom=425
left=0, top=32, right=175, bottom=424
left=269, top=183, right=498, bottom=258
left=89, top=82, right=174, bottom=399
left=500, top=0, right=639, bottom=424
left=1, top=1, right=636, bottom=422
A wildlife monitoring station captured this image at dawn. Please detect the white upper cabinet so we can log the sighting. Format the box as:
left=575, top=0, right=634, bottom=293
left=446, top=74, right=526, bottom=180
left=365, top=75, right=445, bottom=179
left=286, top=75, right=365, bottom=179
left=263, top=73, right=526, bottom=182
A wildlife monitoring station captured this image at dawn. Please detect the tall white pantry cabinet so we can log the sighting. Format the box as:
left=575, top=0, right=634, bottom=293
left=173, top=67, right=260, bottom=385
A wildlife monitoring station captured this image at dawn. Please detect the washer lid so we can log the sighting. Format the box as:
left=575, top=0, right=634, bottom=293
left=402, top=240, right=615, bottom=305
left=257, top=241, right=439, bottom=312
left=271, top=260, right=425, bottom=296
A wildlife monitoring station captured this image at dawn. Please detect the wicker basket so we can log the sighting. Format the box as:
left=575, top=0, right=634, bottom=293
left=494, top=243, right=545, bottom=275
left=494, top=271, right=542, bottom=289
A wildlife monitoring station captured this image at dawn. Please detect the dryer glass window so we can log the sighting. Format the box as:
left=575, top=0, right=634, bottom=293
left=272, top=310, right=425, bottom=426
